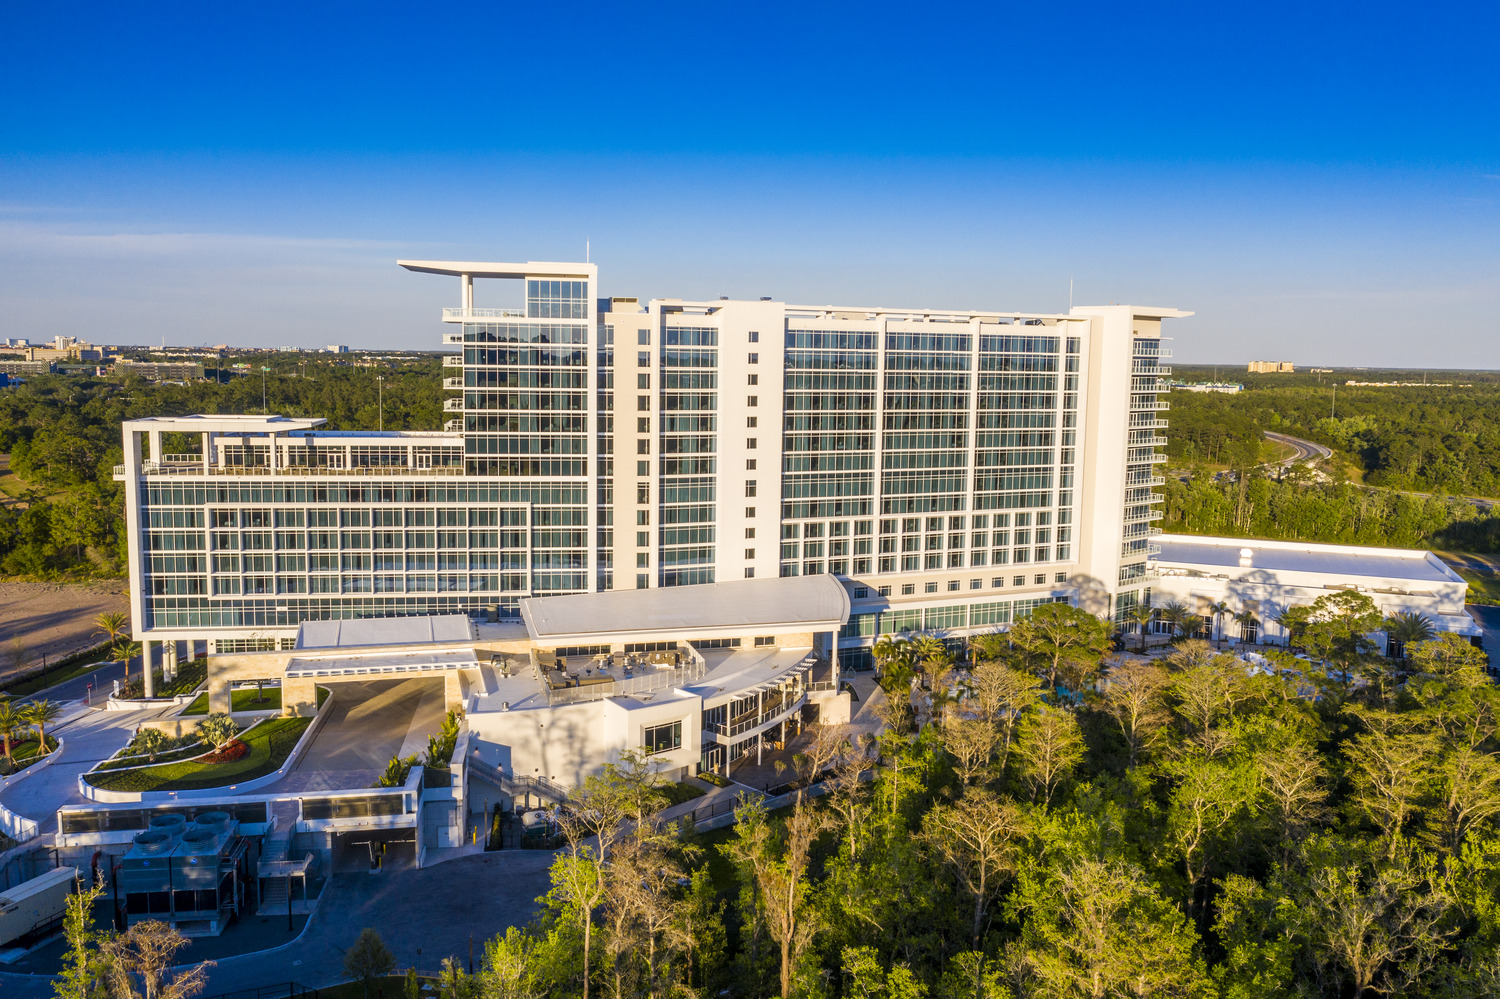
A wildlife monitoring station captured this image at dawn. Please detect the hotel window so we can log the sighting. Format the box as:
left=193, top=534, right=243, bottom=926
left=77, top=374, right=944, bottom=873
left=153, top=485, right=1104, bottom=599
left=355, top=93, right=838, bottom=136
left=745, top=481, right=757, bottom=497
left=638, top=330, right=651, bottom=344
left=748, top=374, right=758, bottom=385
left=747, top=395, right=758, bottom=406
left=746, top=459, right=757, bottom=470
left=527, top=279, right=588, bottom=319
left=638, top=373, right=650, bottom=389
left=748, top=331, right=759, bottom=342
left=638, top=352, right=651, bottom=367
left=745, top=548, right=755, bottom=559
left=747, top=416, right=757, bottom=427
left=745, top=568, right=755, bottom=577
left=748, top=353, right=759, bottom=363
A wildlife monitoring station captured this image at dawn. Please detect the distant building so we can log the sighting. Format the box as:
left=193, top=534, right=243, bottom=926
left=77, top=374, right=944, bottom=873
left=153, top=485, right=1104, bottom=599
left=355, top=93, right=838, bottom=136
left=0, top=360, right=54, bottom=377
left=113, top=360, right=206, bottom=382
left=1247, top=360, right=1294, bottom=373
left=1175, top=382, right=1243, bottom=394
left=325, top=344, right=349, bottom=353
left=22, top=335, right=112, bottom=363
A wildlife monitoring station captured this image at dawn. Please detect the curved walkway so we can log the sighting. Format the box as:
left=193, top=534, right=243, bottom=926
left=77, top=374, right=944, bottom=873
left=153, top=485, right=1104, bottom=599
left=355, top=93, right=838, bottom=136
left=0, top=702, right=150, bottom=836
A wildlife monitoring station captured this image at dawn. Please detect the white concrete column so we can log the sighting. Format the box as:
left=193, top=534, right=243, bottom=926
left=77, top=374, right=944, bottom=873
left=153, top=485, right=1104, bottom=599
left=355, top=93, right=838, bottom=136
left=266, top=432, right=278, bottom=473
left=147, top=429, right=162, bottom=464
left=201, top=432, right=212, bottom=473
left=461, top=273, right=474, bottom=311
left=142, top=640, right=156, bottom=699
left=830, top=631, right=840, bottom=688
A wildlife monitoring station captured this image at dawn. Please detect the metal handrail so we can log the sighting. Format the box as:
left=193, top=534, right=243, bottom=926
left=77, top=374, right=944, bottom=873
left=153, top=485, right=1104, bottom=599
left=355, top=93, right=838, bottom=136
left=443, top=308, right=529, bottom=320
left=467, top=757, right=569, bottom=802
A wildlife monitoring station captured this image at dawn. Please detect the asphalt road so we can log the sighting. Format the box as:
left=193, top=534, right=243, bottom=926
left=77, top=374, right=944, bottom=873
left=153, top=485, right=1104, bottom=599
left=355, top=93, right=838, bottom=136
left=1262, top=430, right=1333, bottom=471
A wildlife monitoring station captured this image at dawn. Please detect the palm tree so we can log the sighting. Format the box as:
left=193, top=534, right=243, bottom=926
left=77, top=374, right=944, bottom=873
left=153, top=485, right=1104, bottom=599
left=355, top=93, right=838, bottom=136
left=1233, top=609, right=1259, bottom=645
left=24, top=700, right=61, bottom=755
left=1209, top=601, right=1232, bottom=647
left=1158, top=601, right=1197, bottom=641
left=1127, top=604, right=1155, bottom=654
left=0, top=699, right=22, bottom=763
left=94, top=611, right=129, bottom=648
left=1382, top=610, right=1435, bottom=660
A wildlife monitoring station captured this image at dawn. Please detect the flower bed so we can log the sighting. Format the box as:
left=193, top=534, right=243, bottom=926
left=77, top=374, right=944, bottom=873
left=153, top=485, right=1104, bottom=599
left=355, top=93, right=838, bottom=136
left=83, top=717, right=312, bottom=793
left=201, top=739, right=249, bottom=764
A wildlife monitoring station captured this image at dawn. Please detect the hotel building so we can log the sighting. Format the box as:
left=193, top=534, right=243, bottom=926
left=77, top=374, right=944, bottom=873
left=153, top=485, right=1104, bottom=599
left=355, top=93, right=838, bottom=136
left=116, top=260, right=1188, bottom=690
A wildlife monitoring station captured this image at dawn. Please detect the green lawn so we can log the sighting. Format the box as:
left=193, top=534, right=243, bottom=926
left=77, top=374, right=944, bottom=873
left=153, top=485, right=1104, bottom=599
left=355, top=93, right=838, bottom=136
left=2, top=643, right=115, bottom=698
left=183, top=687, right=282, bottom=715
left=661, top=780, right=708, bottom=806
left=1451, top=566, right=1500, bottom=606
left=94, top=742, right=208, bottom=771
left=0, top=736, right=60, bottom=777
left=83, top=717, right=312, bottom=792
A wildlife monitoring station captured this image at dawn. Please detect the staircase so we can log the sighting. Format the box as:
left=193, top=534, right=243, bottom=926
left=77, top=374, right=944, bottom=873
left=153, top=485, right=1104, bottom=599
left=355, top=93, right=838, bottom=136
left=260, top=800, right=300, bottom=864
left=467, top=757, right=569, bottom=805
left=260, top=876, right=289, bottom=908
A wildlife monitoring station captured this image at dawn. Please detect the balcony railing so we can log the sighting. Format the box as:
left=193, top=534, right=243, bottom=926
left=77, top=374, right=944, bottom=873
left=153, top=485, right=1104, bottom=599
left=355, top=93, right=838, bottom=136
left=1128, top=416, right=1168, bottom=429
left=442, top=332, right=463, bottom=345
left=442, top=355, right=463, bottom=368
left=1129, top=399, right=1170, bottom=412
left=115, top=461, right=465, bottom=478
left=443, top=398, right=464, bottom=411
left=710, top=691, right=808, bottom=739
left=443, top=377, right=464, bottom=390
left=444, top=418, right=463, bottom=432
left=442, top=308, right=528, bottom=322
left=1131, top=362, right=1172, bottom=376
left=1124, top=473, right=1166, bottom=488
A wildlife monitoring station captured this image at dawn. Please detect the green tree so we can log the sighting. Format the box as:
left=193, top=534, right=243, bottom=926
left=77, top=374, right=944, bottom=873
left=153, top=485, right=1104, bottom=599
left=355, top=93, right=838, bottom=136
left=1011, top=857, right=1212, bottom=998
left=0, top=698, right=22, bottom=763
left=25, top=699, right=61, bottom=754
left=922, top=787, right=1024, bottom=949
left=1007, top=602, right=1113, bottom=692
left=53, top=875, right=108, bottom=999
left=723, top=797, right=829, bottom=999
left=1383, top=610, right=1435, bottom=660
left=343, top=928, right=397, bottom=999
left=1014, top=706, right=1084, bottom=807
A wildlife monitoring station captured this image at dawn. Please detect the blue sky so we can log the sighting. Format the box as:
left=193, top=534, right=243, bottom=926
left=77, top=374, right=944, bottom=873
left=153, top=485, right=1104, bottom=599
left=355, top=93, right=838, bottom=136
left=2, top=1, right=1497, bottom=363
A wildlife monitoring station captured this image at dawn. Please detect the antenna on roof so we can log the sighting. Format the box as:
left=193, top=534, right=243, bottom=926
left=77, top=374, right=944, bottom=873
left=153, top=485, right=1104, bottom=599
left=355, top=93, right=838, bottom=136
left=1068, top=276, right=1074, bottom=311
left=586, top=239, right=590, bottom=263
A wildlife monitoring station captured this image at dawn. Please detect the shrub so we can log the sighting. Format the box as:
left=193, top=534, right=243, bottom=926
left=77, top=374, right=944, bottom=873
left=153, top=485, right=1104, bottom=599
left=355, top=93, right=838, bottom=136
left=196, top=713, right=239, bottom=750
left=202, top=739, right=249, bottom=764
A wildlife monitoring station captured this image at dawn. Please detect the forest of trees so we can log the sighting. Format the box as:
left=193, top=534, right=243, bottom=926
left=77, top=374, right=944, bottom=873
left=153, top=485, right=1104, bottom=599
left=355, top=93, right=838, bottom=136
left=0, top=358, right=441, bottom=578
left=78, top=597, right=1481, bottom=999
left=1168, top=367, right=1500, bottom=498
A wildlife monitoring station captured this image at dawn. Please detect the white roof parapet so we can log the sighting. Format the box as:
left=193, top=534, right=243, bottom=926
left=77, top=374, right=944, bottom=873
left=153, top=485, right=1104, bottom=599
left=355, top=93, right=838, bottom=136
left=398, top=260, right=596, bottom=279
left=122, top=414, right=326, bottom=433
left=1155, top=534, right=1461, bottom=585
left=520, top=574, right=851, bottom=645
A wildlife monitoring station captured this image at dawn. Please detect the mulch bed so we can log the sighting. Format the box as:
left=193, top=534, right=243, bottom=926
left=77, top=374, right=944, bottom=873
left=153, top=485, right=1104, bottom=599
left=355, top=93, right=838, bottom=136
left=201, top=739, right=249, bottom=764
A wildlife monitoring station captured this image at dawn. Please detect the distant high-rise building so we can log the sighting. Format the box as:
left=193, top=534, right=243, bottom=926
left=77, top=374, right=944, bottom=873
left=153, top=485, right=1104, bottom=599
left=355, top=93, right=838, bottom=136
left=1247, top=360, right=1295, bottom=373
left=115, top=259, right=1189, bottom=673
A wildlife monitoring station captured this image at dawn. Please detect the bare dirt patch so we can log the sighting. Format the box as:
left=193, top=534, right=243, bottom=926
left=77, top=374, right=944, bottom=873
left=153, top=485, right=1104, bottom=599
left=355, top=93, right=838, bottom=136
left=0, top=579, right=129, bottom=681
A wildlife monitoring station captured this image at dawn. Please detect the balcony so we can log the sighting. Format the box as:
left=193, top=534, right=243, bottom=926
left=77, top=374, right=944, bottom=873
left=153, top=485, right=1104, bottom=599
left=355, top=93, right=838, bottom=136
left=443, top=398, right=465, bottom=412
left=710, top=690, right=809, bottom=742
left=1131, top=361, right=1172, bottom=376
left=1123, top=508, right=1166, bottom=524
left=1128, top=416, right=1168, bottom=430
left=442, top=307, right=528, bottom=323
left=442, top=332, right=463, bottom=345
left=1124, top=474, right=1166, bottom=488
left=1133, top=345, right=1173, bottom=359
left=444, top=418, right=463, bottom=432
left=443, top=377, right=464, bottom=390
left=113, top=461, right=466, bottom=478
left=442, top=355, right=463, bottom=368
left=1129, top=399, right=1170, bottom=412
